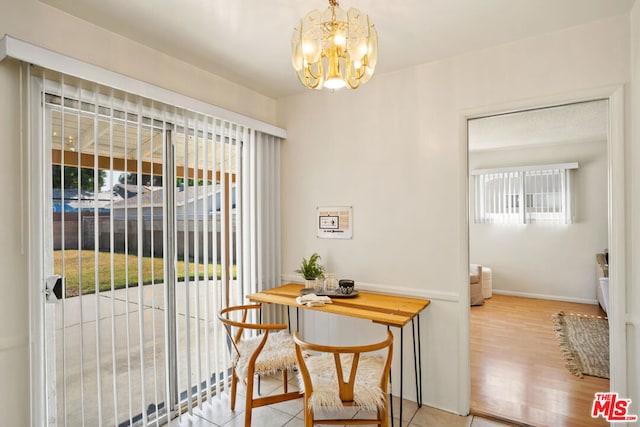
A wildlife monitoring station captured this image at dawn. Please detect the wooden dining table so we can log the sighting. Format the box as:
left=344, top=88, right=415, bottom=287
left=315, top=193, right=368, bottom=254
left=247, top=283, right=431, bottom=425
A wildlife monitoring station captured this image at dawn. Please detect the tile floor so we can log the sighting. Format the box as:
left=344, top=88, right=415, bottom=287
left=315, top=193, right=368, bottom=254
left=171, top=373, right=517, bottom=427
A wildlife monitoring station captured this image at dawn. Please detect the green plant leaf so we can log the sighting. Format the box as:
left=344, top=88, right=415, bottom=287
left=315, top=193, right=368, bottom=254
left=294, top=252, right=325, bottom=280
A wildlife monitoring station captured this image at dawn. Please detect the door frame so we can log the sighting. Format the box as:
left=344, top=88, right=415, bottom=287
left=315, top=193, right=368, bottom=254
left=28, top=71, right=49, bottom=427
left=457, top=85, right=626, bottom=414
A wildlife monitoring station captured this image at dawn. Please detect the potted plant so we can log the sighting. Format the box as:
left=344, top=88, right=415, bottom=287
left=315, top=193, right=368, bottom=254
left=295, top=253, right=326, bottom=288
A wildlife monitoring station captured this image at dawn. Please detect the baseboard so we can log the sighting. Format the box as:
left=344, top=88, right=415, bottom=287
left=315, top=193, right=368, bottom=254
left=492, top=289, right=599, bottom=305
left=470, top=409, right=536, bottom=427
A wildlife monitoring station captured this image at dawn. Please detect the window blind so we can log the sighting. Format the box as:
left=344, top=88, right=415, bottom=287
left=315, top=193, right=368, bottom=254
left=30, top=65, right=282, bottom=426
left=471, top=163, right=578, bottom=225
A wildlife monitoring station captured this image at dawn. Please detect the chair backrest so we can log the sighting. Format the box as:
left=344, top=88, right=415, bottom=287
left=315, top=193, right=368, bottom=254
left=293, top=330, right=393, bottom=406
left=470, top=264, right=483, bottom=284
left=217, top=304, right=288, bottom=362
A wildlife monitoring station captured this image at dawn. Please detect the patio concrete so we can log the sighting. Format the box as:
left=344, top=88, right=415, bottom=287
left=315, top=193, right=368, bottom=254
left=51, top=281, right=240, bottom=426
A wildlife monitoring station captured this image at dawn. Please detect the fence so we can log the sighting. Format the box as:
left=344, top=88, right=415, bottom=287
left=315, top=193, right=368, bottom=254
left=52, top=212, right=235, bottom=262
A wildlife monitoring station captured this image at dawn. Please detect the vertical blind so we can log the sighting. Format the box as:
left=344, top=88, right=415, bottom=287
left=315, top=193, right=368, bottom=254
left=31, top=65, right=282, bottom=426
left=472, top=163, right=578, bottom=225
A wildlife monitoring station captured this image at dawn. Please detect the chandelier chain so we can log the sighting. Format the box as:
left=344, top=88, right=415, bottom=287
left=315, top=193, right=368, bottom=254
left=329, top=0, right=339, bottom=7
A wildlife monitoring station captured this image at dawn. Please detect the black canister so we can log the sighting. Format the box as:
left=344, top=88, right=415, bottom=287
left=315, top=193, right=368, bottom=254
left=338, top=279, right=355, bottom=295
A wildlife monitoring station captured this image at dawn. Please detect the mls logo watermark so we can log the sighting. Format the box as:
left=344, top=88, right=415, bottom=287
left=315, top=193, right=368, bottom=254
left=592, top=392, right=638, bottom=422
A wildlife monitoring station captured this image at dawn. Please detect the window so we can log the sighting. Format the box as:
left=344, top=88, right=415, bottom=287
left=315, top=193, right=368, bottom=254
left=472, top=163, right=578, bottom=224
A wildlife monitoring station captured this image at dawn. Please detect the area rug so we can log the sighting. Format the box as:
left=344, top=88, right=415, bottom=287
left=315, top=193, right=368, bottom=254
left=551, top=311, right=609, bottom=379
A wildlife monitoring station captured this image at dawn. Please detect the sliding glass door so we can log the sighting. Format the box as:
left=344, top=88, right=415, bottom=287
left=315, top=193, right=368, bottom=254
left=40, top=72, right=242, bottom=426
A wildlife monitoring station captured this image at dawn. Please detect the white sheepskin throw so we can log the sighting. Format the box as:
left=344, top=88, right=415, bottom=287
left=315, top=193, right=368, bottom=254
left=233, top=331, right=298, bottom=381
left=297, top=353, right=386, bottom=412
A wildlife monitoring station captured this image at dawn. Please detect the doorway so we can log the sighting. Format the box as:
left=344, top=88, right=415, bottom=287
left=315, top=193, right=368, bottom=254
left=467, top=99, right=613, bottom=425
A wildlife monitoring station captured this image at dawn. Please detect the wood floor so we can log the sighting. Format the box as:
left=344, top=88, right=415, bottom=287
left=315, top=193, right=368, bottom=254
left=470, top=294, right=609, bottom=427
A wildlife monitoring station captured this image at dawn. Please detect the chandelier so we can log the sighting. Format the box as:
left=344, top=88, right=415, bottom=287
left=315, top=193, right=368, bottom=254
left=291, top=0, right=378, bottom=90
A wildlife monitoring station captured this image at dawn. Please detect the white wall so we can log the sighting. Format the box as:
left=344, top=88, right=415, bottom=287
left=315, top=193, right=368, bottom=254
left=0, top=0, right=277, bottom=124
left=469, top=141, right=608, bottom=302
left=277, top=15, right=630, bottom=414
left=0, top=57, right=30, bottom=427
left=0, top=0, right=278, bottom=425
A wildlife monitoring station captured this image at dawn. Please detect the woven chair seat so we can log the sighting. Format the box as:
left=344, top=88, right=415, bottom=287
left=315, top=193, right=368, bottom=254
left=233, top=331, right=298, bottom=381
left=298, top=353, right=386, bottom=412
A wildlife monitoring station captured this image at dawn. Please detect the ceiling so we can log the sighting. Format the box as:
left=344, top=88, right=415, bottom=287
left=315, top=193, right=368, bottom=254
left=468, top=100, right=609, bottom=152
left=39, top=0, right=635, bottom=99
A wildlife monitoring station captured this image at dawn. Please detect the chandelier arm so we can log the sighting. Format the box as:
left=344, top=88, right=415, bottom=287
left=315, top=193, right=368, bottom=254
left=306, top=75, right=321, bottom=89
left=304, top=61, right=323, bottom=89
left=346, top=79, right=360, bottom=89
left=346, top=57, right=366, bottom=83
left=349, top=64, right=365, bottom=81
left=345, top=69, right=362, bottom=88
left=305, top=62, right=322, bottom=80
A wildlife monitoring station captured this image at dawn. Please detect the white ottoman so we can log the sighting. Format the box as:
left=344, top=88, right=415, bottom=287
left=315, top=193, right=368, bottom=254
left=482, top=267, right=492, bottom=298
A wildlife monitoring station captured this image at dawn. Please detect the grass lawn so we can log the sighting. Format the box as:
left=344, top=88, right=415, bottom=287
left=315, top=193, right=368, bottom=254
left=54, top=250, right=234, bottom=297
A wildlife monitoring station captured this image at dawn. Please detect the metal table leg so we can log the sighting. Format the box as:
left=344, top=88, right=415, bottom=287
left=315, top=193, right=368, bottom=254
left=394, top=315, right=423, bottom=426
left=416, top=314, right=423, bottom=407
left=387, top=326, right=394, bottom=424
left=400, top=325, right=404, bottom=425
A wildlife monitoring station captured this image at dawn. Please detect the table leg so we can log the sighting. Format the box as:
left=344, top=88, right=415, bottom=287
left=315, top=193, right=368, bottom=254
left=400, top=326, right=404, bottom=425
left=417, top=314, right=423, bottom=407
left=412, top=317, right=423, bottom=407
left=387, top=326, right=394, bottom=424
left=395, top=317, right=423, bottom=426
left=412, top=319, right=417, bottom=406
left=283, top=306, right=299, bottom=333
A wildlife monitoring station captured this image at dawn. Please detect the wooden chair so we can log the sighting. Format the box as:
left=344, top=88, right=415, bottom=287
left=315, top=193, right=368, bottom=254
left=218, top=304, right=303, bottom=426
left=293, top=330, right=394, bottom=427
